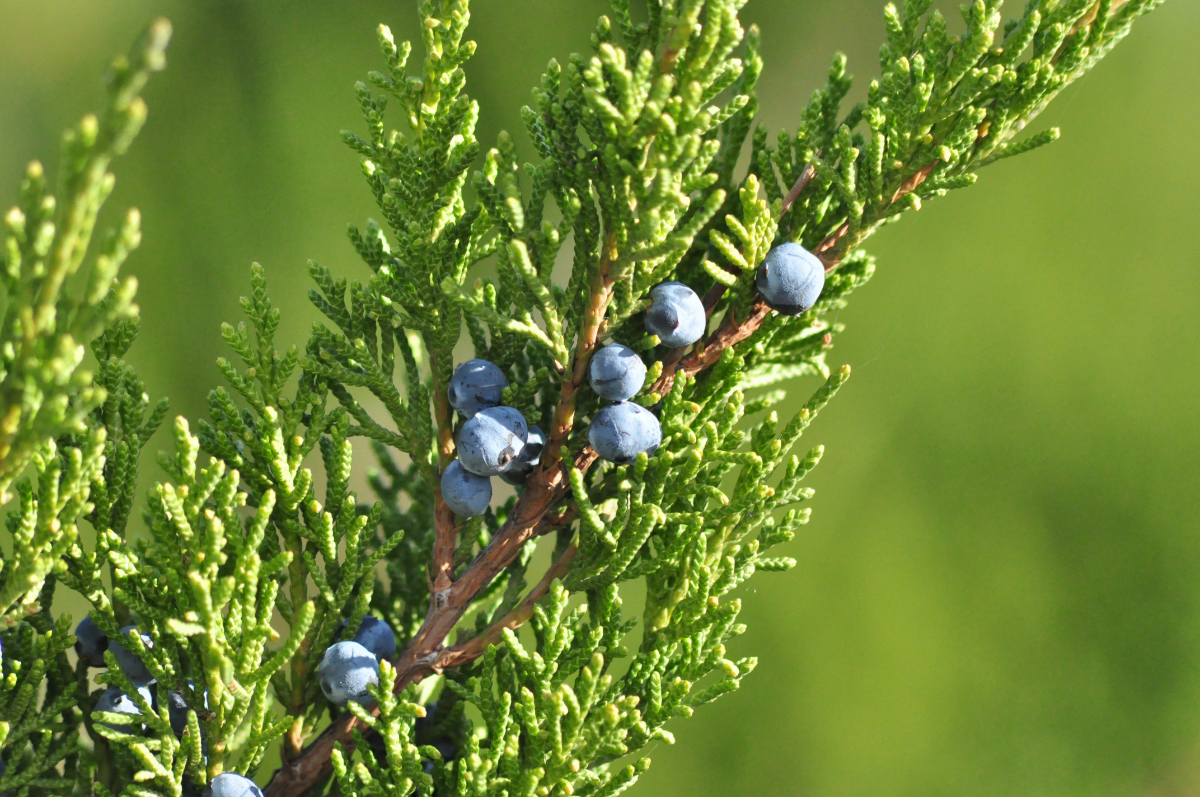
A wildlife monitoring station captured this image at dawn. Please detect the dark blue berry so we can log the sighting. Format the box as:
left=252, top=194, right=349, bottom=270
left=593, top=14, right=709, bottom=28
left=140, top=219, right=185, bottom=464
left=166, top=690, right=190, bottom=737
left=318, top=641, right=379, bottom=706
left=447, top=359, right=507, bottom=418
left=204, top=773, right=263, bottom=797
left=181, top=775, right=202, bottom=797
left=93, top=685, right=151, bottom=731
left=645, top=281, right=705, bottom=347
left=352, top=616, right=396, bottom=662
left=415, top=701, right=461, bottom=774
left=441, top=460, right=492, bottom=517
left=165, top=684, right=209, bottom=738
left=74, top=616, right=108, bottom=668
left=164, top=683, right=208, bottom=747
left=755, top=242, right=825, bottom=316
left=588, top=402, right=662, bottom=464
left=458, top=406, right=528, bottom=476
left=110, top=626, right=155, bottom=686
left=589, top=344, right=647, bottom=402
left=500, top=425, right=546, bottom=485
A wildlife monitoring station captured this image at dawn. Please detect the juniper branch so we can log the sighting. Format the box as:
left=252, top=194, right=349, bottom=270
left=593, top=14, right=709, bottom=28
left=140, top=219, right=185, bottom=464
left=262, top=2, right=1166, bottom=795
left=0, top=3, right=1165, bottom=797
left=0, top=19, right=171, bottom=501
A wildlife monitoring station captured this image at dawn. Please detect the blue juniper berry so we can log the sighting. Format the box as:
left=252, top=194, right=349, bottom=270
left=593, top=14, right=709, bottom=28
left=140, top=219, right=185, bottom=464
left=352, top=616, right=397, bottom=662
left=318, top=641, right=380, bottom=707
left=204, top=773, right=264, bottom=797
left=756, top=242, right=825, bottom=316
left=457, top=406, right=528, bottom=476
left=74, top=616, right=108, bottom=668
left=447, top=359, right=508, bottom=418
left=589, top=344, right=647, bottom=402
left=644, top=281, right=706, bottom=347
left=441, top=459, right=492, bottom=517
left=93, top=685, right=151, bottom=732
left=588, top=402, right=663, bottom=464
left=110, top=626, right=155, bottom=686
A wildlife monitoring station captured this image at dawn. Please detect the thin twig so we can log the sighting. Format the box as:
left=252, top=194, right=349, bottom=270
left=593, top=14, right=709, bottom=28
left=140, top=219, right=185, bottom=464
left=779, top=162, right=817, bottom=216
left=647, top=297, right=774, bottom=396
left=436, top=544, right=578, bottom=670
left=429, top=348, right=459, bottom=595
left=648, top=162, right=820, bottom=397
left=544, top=234, right=619, bottom=473
left=889, top=161, right=937, bottom=205
left=649, top=159, right=938, bottom=396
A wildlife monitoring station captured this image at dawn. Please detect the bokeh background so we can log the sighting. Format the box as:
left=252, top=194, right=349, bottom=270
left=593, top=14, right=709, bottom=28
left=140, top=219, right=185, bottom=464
left=2, top=1, right=1198, bottom=795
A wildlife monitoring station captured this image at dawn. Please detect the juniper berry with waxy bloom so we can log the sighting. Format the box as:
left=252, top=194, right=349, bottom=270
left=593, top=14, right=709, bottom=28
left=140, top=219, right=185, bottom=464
left=318, top=640, right=380, bottom=707
left=93, top=686, right=151, bottom=732
left=457, top=406, right=528, bottom=476
left=756, top=242, right=825, bottom=316
left=205, top=773, right=264, bottom=797
left=589, top=343, right=647, bottom=402
left=588, top=402, right=663, bottom=464
left=645, top=281, right=706, bottom=347
left=447, top=359, right=508, bottom=418
left=353, top=616, right=397, bottom=662
left=74, top=616, right=108, bottom=668
left=441, top=459, right=492, bottom=516
left=110, top=626, right=155, bottom=686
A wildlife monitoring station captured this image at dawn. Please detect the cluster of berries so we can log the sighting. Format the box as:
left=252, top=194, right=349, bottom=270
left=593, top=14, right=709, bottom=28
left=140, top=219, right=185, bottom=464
left=587, top=239, right=826, bottom=461
left=74, top=617, right=225, bottom=796
left=437, top=243, right=824, bottom=491
left=439, top=360, right=546, bottom=517
left=581, top=280, right=704, bottom=464
left=72, top=614, right=399, bottom=797
left=74, top=617, right=200, bottom=736
left=316, top=616, right=396, bottom=706
left=586, top=343, right=659, bottom=464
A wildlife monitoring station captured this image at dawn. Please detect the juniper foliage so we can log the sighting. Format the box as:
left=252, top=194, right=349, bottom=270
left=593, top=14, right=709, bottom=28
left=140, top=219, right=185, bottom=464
left=0, top=2, right=1165, bottom=797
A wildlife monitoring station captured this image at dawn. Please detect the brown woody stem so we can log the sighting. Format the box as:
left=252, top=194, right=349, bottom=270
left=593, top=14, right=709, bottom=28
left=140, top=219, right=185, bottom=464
left=649, top=159, right=938, bottom=395
left=428, top=346, right=458, bottom=594
left=436, top=544, right=578, bottom=671
left=780, top=162, right=817, bottom=216
left=545, top=234, right=619, bottom=472
left=648, top=297, right=774, bottom=397
left=262, top=451, right=593, bottom=797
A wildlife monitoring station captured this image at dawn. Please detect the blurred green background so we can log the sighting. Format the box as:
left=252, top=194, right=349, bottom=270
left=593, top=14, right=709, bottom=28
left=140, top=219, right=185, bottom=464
left=2, top=1, right=1198, bottom=795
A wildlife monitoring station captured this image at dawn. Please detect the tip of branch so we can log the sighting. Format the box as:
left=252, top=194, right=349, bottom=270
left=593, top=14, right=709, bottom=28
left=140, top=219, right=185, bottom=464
left=141, top=19, right=173, bottom=71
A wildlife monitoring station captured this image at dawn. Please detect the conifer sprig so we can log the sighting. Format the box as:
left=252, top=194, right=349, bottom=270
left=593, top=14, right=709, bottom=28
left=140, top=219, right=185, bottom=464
left=0, top=610, right=80, bottom=795
left=0, top=25, right=171, bottom=797
left=0, top=19, right=171, bottom=502
left=260, top=2, right=1166, bottom=796
left=0, top=3, right=1167, bottom=797
left=318, top=2, right=487, bottom=599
